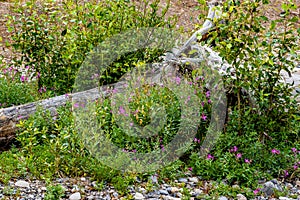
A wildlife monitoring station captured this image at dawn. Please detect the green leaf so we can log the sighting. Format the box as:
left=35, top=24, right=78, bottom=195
left=61, top=29, right=67, bottom=36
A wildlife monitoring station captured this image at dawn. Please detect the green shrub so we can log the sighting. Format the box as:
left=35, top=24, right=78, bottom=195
left=185, top=0, right=300, bottom=191
left=7, top=0, right=175, bottom=95
left=202, top=0, right=300, bottom=139
left=44, top=184, right=66, bottom=200
left=0, top=65, right=40, bottom=108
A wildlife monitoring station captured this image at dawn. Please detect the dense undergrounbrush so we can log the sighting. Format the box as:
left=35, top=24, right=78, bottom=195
left=0, top=0, right=300, bottom=199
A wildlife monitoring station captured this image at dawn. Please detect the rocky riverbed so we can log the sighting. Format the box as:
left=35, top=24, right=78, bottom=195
left=1, top=176, right=300, bottom=200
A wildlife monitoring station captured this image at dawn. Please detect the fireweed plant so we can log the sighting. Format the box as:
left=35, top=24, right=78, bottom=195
left=187, top=0, right=300, bottom=194
left=0, top=64, right=44, bottom=108
left=93, top=67, right=211, bottom=155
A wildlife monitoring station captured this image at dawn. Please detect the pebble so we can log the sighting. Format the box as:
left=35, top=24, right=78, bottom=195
left=69, top=192, right=81, bottom=200
left=134, top=192, right=145, bottom=200
left=178, top=178, right=187, bottom=183
left=188, top=177, right=199, bottom=183
left=237, top=193, right=247, bottom=200
left=15, top=180, right=30, bottom=188
left=219, top=196, right=228, bottom=200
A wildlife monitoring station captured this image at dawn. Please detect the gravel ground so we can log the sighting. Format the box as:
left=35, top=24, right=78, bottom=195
left=1, top=175, right=300, bottom=199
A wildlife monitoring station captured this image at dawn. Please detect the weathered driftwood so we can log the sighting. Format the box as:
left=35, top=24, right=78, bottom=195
left=0, top=0, right=225, bottom=146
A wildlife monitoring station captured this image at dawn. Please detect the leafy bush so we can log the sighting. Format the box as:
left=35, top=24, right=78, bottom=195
left=0, top=65, right=40, bottom=108
left=202, top=0, right=300, bottom=139
left=7, top=0, right=175, bottom=95
left=185, top=0, right=300, bottom=190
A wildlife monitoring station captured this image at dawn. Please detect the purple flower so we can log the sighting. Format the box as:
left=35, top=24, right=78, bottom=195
left=208, top=99, right=211, bottom=104
left=132, top=149, right=137, bottom=153
left=130, top=122, right=133, bottom=126
left=119, top=106, right=126, bottom=115
left=271, top=149, right=280, bottom=155
left=206, top=91, right=210, bottom=97
left=188, top=167, right=193, bottom=171
left=201, top=113, right=207, bottom=121
left=244, top=159, right=250, bottom=163
left=112, top=88, right=117, bottom=94
left=236, top=153, right=242, bottom=159
left=187, top=96, right=190, bottom=101
left=20, top=75, right=26, bottom=82
left=194, top=138, right=200, bottom=143
left=161, top=145, right=165, bottom=152
left=293, top=165, right=298, bottom=170
left=73, top=103, right=79, bottom=108
left=230, top=146, right=238, bottom=153
left=175, top=76, right=181, bottom=85
left=253, top=188, right=260, bottom=195
left=284, top=170, right=289, bottom=177
left=207, top=154, right=214, bottom=160
left=292, top=147, right=297, bottom=153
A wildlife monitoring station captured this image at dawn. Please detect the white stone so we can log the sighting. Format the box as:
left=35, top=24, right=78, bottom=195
left=170, top=186, right=179, bottom=193
left=15, top=180, right=29, bottom=188
left=69, top=192, right=81, bottom=200
left=219, top=196, right=228, bottom=200
left=237, top=193, right=247, bottom=200
left=134, top=192, right=145, bottom=200
left=296, top=180, right=300, bottom=187
left=232, top=184, right=240, bottom=189
left=194, top=188, right=203, bottom=194
left=80, top=177, right=86, bottom=182
left=188, top=177, right=199, bottom=183
left=279, top=197, right=290, bottom=200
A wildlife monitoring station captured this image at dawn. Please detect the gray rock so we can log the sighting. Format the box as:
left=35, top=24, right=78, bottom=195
left=279, top=197, right=291, bottom=200
left=112, top=192, right=118, bottom=198
left=169, top=187, right=179, bottom=193
left=286, top=183, right=294, bottom=189
left=261, top=180, right=282, bottom=196
left=15, top=180, right=30, bottom=188
left=69, top=192, right=81, bottom=200
left=134, top=192, right=145, bottom=200
left=178, top=178, right=188, bottom=183
left=188, top=177, right=199, bottom=183
left=86, top=195, right=95, bottom=200
left=194, top=188, right=203, bottom=195
left=232, top=184, right=240, bottom=189
left=150, top=175, right=158, bottom=184
left=236, top=193, right=247, bottom=200
left=159, top=189, right=169, bottom=195
left=219, top=196, right=228, bottom=200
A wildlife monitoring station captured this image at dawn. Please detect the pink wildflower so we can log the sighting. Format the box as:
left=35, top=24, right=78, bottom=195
left=207, top=154, right=214, bottom=160
left=236, top=153, right=242, bottom=159
left=253, top=188, right=260, bottom=195
left=201, top=113, right=207, bottom=121
left=271, top=149, right=280, bottom=155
